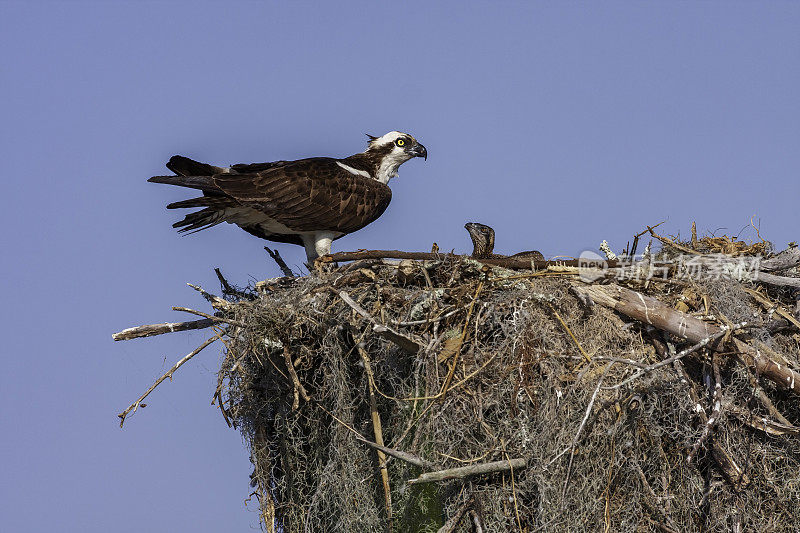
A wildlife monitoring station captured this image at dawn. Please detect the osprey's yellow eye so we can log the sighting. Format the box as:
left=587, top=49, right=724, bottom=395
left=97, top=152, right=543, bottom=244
left=396, top=139, right=405, bottom=147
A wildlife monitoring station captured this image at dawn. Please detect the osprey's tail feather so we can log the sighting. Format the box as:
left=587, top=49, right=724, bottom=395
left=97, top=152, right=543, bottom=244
left=166, top=196, right=234, bottom=210
left=172, top=207, right=226, bottom=234
left=166, top=155, right=225, bottom=176
left=148, top=174, right=219, bottom=191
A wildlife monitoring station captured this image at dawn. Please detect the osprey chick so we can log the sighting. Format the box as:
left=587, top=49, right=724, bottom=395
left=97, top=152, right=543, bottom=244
left=464, top=222, right=544, bottom=261
left=149, top=132, right=427, bottom=261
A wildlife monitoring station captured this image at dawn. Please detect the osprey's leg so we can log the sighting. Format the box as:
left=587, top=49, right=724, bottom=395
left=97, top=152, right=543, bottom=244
left=301, top=232, right=336, bottom=267
left=313, top=232, right=335, bottom=258
left=301, top=235, right=320, bottom=263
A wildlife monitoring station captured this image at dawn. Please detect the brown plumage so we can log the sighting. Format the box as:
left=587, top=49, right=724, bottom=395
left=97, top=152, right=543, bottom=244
left=464, top=222, right=544, bottom=261
left=149, top=131, right=426, bottom=261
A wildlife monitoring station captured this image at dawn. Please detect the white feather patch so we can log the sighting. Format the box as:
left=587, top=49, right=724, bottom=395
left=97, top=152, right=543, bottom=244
left=336, top=161, right=372, bottom=179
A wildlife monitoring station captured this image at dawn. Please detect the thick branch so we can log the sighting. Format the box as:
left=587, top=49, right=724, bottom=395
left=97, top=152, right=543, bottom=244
left=322, top=250, right=614, bottom=270
left=761, top=246, right=800, bottom=272
left=754, top=271, right=800, bottom=289
left=112, top=318, right=215, bottom=341
left=265, top=247, right=294, bottom=277
left=577, top=284, right=800, bottom=395
left=407, top=458, right=527, bottom=484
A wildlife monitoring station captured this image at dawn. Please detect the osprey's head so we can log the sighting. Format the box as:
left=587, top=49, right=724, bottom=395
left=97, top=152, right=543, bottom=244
left=365, top=131, right=427, bottom=183
left=367, top=131, right=427, bottom=160
left=464, top=222, right=495, bottom=258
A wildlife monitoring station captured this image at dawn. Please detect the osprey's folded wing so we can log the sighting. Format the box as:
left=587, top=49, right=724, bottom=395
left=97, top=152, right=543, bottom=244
left=212, top=159, right=392, bottom=234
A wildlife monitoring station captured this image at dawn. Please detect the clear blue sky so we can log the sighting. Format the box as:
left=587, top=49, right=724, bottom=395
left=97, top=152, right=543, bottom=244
left=1, top=2, right=798, bottom=531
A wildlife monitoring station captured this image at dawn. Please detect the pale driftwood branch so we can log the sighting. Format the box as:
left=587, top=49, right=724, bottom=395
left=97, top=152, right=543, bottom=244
left=570, top=285, right=595, bottom=309
left=265, top=247, right=294, bottom=277
left=112, top=318, right=215, bottom=341
left=576, top=284, right=800, bottom=395
left=754, top=271, right=800, bottom=289
left=118, top=333, right=222, bottom=427
left=338, top=291, right=421, bottom=353
left=356, top=436, right=438, bottom=469
left=408, top=458, right=527, bottom=484
left=577, top=284, right=719, bottom=341
left=761, top=246, right=800, bottom=271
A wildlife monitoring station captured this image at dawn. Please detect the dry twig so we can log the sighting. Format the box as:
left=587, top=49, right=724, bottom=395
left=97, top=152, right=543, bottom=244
left=356, top=436, right=438, bottom=469
left=355, top=342, right=392, bottom=525
left=171, top=306, right=246, bottom=327
left=265, top=247, right=294, bottom=277
left=118, top=332, right=222, bottom=427
left=282, top=345, right=309, bottom=410
left=187, top=283, right=230, bottom=309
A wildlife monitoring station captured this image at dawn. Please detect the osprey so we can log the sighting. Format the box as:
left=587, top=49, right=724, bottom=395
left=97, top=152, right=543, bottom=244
left=464, top=222, right=545, bottom=261
left=149, top=131, right=427, bottom=261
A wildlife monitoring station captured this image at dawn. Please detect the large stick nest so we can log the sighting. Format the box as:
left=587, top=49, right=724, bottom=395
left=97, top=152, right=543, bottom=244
left=204, top=239, right=800, bottom=532
left=113, top=228, right=800, bottom=532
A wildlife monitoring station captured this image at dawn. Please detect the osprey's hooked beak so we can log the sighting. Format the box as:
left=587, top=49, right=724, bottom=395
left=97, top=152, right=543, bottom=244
left=464, top=222, right=483, bottom=242
left=407, top=142, right=427, bottom=160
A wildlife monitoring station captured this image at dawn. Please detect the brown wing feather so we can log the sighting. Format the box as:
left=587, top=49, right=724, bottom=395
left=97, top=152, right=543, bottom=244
left=212, top=158, right=392, bottom=234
